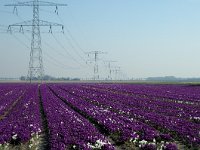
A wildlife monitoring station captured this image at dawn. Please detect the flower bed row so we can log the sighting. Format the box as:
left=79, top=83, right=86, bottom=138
left=40, top=84, right=114, bottom=150
left=0, top=84, right=41, bottom=147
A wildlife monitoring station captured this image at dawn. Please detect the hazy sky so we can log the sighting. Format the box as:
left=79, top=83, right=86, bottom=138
left=1, top=0, right=200, bottom=79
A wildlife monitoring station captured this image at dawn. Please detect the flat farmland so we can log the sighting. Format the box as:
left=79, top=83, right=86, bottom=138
left=0, top=83, right=199, bottom=150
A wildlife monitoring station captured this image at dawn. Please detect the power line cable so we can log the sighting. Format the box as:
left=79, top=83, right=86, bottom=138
left=43, top=37, right=74, bottom=60
left=10, top=32, right=78, bottom=72
left=44, top=51, right=80, bottom=70
left=39, top=8, right=55, bottom=14
left=56, top=14, right=92, bottom=68
left=20, top=25, right=73, bottom=60
left=12, top=34, right=30, bottom=49
left=57, top=14, right=86, bottom=54
left=19, top=25, right=84, bottom=74
left=44, top=56, right=77, bottom=72
left=34, top=7, right=90, bottom=67
left=62, top=33, right=86, bottom=62
left=21, top=32, right=78, bottom=69
left=51, top=33, right=85, bottom=67
left=40, top=10, right=87, bottom=57
left=48, top=12, right=87, bottom=62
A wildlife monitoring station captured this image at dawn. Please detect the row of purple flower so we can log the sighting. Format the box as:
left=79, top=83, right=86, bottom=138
left=0, top=83, right=199, bottom=150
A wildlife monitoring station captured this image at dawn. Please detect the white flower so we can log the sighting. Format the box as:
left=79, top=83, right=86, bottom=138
left=87, top=139, right=108, bottom=149
left=12, top=134, right=18, bottom=140
left=153, top=138, right=156, bottom=143
left=29, top=144, right=33, bottom=148
left=139, top=139, right=147, bottom=146
left=87, top=143, right=95, bottom=149
left=160, top=143, right=164, bottom=150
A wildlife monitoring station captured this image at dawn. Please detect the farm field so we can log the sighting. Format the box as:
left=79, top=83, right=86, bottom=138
left=0, top=83, right=199, bottom=150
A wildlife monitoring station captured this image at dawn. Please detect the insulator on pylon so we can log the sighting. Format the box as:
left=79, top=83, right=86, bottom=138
left=13, top=6, right=18, bottom=16
left=55, top=6, right=58, bottom=15
left=62, top=26, right=64, bottom=33
left=49, top=25, right=52, bottom=33
left=7, top=25, right=12, bottom=34
left=19, top=25, right=24, bottom=33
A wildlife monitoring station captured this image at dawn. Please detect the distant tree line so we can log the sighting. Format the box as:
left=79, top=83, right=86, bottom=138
left=0, top=78, right=19, bottom=80
left=20, top=75, right=80, bottom=81
left=146, top=76, right=200, bottom=82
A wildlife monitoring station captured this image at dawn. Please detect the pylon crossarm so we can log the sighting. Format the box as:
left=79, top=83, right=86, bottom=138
left=5, top=1, right=33, bottom=6
left=38, top=20, right=63, bottom=26
left=85, top=51, right=107, bottom=55
left=9, top=20, right=33, bottom=26
left=7, top=25, right=31, bottom=33
left=8, top=20, right=64, bottom=33
left=37, top=1, right=67, bottom=6
left=9, top=20, right=63, bottom=27
left=5, top=1, right=67, bottom=6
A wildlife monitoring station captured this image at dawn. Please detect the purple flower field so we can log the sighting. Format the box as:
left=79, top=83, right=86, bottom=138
left=0, top=83, right=199, bottom=150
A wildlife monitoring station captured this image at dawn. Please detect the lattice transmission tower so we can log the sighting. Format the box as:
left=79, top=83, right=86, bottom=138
left=113, top=66, right=121, bottom=80
left=104, top=60, right=117, bottom=80
left=5, top=0, right=67, bottom=83
left=86, top=51, right=106, bottom=80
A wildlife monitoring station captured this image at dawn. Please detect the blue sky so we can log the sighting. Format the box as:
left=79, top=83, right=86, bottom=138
left=1, top=0, right=200, bottom=79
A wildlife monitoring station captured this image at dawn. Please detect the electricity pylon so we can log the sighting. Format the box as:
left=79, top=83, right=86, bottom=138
left=104, top=60, right=117, bottom=80
left=112, top=66, right=120, bottom=80
left=86, top=51, right=106, bottom=80
left=5, top=0, right=67, bottom=83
